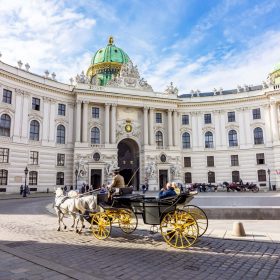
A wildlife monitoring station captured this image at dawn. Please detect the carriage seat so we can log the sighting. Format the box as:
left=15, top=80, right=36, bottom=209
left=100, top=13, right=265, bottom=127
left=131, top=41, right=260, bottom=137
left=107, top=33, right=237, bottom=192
left=119, top=187, right=133, bottom=195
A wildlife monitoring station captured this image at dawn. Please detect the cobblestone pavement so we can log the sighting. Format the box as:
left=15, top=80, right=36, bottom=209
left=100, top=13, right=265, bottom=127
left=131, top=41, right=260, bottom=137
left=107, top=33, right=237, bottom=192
left=0, top=198, right=280, bottom=280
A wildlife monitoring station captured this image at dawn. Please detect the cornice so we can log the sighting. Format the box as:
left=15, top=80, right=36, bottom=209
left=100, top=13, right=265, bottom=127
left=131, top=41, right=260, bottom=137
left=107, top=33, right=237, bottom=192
left=0, top=70, right=73, bottom=97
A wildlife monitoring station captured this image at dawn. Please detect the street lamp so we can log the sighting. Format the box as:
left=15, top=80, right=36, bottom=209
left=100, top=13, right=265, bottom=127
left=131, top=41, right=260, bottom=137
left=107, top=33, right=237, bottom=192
left=267, top=168, right=271, bottom=191
left=75, top=169, right=78, bottom=190
left=23, top=166, right=28, bottom=197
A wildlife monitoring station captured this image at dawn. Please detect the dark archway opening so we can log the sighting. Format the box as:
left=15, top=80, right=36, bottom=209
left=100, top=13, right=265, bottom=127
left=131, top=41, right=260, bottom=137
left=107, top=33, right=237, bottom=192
left=117, top=138, right=139, bottom=190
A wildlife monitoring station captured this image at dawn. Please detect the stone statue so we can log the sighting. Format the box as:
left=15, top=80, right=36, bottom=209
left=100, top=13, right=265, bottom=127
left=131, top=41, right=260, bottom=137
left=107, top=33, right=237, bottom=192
left=106, top=160, right=118, bottom=175
left=170, top=164, right=181, bottom=179
left=165, top=82, right=179, bottom=95
left=76, top=157, right=87, bottom=178
left=145, top=162, right=156, bottom=179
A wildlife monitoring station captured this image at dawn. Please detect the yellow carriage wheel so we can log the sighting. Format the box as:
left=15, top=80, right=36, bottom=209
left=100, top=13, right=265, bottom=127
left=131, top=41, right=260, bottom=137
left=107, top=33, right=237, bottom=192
left=183, top=205, right=208, bottom=237
left=160, top=210, right=198, bottom=249
left=90, top=212, right=111, bottom=240
left=118, top=209, right=138, bottom=234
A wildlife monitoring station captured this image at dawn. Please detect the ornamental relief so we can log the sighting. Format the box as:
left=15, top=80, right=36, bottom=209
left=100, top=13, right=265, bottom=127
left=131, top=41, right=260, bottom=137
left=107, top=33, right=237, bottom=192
left=28, top=113, right=43, bottom=121
left=225, top=124, right=239, bottom=130
left=88, top=120, right=103, bottom=128
left=55, top=117, right=68, bottom=124
left=180, top=127, right=192, bottom=133
left=202, top=126, right=215, bottom=133
left=116, top=120, right=141, bottom=141
left=250, top=121, right=265, bottom=127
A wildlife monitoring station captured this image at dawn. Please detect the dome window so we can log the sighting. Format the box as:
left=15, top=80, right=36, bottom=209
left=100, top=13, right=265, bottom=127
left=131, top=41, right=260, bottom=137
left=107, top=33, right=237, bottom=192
left=99, top=50, right=102, bottom=53
left=114, top=49, right=118, bottom=53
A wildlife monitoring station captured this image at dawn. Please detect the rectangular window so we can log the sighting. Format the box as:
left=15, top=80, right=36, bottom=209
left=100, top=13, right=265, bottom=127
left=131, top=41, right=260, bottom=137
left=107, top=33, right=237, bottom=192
left=256, top=153, right=265, bottom=165
left=56, top=172, right=64, bottom=185
left=253, top=108, right=261, bottom=119
left=32, top=97, right=40, bottom=111
left=228, top=112, right=235, bottom=122
left=184, top=157, right=191, bottom=167
left=155, top=113, right=162, bottom=123
left=3, top=89, right=12, bottom=104
left=0, top=169, right=8, bottom=185
left=182, top=115, right=189, bottom=125
left=204, top=114, right=211, bottom=124
left=207, top=156, right=214, bottom=167
left=0, top=148, right=9, bottom=163
left=58, top=104, right=66, bottom=116
left=231, top=155, right=239, bottom=166
left=29, top=171, right=38, bottom=185
left=57, top=154, right=65, bottom=166
left=185, top=172, right=192, bottom=184
left=92, top=107, right=99, bottom=118
left=30, top=151, right=39, bottom=165
left=258, top=170, right=266, bottom=182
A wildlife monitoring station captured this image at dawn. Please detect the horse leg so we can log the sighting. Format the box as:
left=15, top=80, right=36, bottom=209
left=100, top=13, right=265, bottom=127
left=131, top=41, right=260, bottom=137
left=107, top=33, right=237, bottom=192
left=78, top=216, right=84, bottom=234
left=57, top=212, right=61, bottom=231
left=60, top=214, right=67, bottom=230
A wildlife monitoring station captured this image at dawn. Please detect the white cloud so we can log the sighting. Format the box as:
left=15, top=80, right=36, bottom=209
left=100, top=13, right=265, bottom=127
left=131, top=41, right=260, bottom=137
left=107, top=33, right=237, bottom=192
left=145, top=31, right=280, bottom=93
left=0, top=0, right=96, bottom=80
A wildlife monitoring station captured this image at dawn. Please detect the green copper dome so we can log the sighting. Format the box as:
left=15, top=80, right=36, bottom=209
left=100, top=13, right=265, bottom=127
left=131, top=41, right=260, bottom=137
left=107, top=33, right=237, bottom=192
left=87, top=36, right=130, bottom=86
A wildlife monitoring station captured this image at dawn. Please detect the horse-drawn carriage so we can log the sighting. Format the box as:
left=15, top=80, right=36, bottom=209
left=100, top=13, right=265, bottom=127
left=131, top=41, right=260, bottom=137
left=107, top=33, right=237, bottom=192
left=86, top=190, right=208, bottom=249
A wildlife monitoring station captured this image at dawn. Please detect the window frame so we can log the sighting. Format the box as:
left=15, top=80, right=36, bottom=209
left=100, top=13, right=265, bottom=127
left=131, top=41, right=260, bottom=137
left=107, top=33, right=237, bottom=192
left=205, top=131, right=214, bottom=148
left=257, top=169, right=266, bottom=182
left=228, top=130, right=238, bottom=147
left=92, top=107, right=100, bottom=119
left=32, top=97, right=40, bottom=111
left=155, top=131, right=163, bottom=147
left=207, top=156, right=214, bottom=167
left=185, top=172, right=192, bottom=183
left=254, top=127, right=264, bottom=144
left=0, top=114, right=11, bottom=137
left=184, top=157, right=191, bottom=167
left=30, top=151, right=39, bottom=165
left=182, top=114, right=189, bottom=125
left=208, top=171, right=215, bottom=183
left=0, top=169, right=8, bottom=185
left=29, top=120, right=40, bottom=141
left=56, top=172, right=64, bottom=185
left=227, top=111, right=235, bottom=122
left=56, top=124, right=66, bottom=144
left=256, top=153, right=265, bottom=165
left=57, top=153, right=65, bottom=166
left=91, top=127, right=100, bottom=144
left=58, top=104, right=66, bottom=116
left=204, top=113, right=212, bottom=124
left=0, top=148, right=9, bottom=163
left=232, top=171, right=240, bottom=182
left=253, top=108, right=261, bottom=120
left=182, top=132, right=191, bottom=149
left=231, top=155, right=239, bottom=166
left=3, top=89, right=12, bottom=104
left=29, top=171, right=38, bottom=185
left=155, top=112, right=162, bottom=124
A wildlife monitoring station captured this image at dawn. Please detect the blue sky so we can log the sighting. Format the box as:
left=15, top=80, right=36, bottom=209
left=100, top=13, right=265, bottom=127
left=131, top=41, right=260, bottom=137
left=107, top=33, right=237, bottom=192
left=0, top=0, right=280, bottom=93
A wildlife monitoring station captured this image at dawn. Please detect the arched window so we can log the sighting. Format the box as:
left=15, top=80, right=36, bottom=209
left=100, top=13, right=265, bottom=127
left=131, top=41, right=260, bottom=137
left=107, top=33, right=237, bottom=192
left=29, top=120, right=40, bottom=141
left=0, top=169, right=8, bottom=185
left=257, top=169, right=266, bottom=182
left=29, top=171, right=38, bottom=185
left=254, top=127, right=264, bottom=144
left=228, top=130, right=238, bottom=147
left=0, top=114, right=11, bottom=137
left=91, top=127, right=100, bottom=144
left=155, top=131, right=163, bottom=147
left=208, top=171, right=215, bottom=183
left=232, top=171, right=240, bottom=182
left=57, top=125, right=65, bottom=144
left=182, top=132, right=191, bottom=149
left=205, top=131, right=213, bottom=148
left=56, top=172, right=64, bottom=185
left=185, top=172, right=192, bottom=183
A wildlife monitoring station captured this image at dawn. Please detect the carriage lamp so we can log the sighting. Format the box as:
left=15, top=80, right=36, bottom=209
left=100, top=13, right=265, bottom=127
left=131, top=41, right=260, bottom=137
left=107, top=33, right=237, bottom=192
left=267, top=169, right=271, bottom=191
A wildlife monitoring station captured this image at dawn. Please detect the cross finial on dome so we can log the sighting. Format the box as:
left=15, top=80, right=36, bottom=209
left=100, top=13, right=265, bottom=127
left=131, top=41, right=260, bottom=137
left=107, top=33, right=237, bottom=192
left=108, top=36, right=114, bottom=45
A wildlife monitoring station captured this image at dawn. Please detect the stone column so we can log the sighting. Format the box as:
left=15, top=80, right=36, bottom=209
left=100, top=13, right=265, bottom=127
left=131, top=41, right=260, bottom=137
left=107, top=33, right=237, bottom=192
left=68, top=103, right=74, bottom=144
left=14, top=90, right=23, bottom=137
left=105, top=103, right=110, bottom=144
left=21, top=93, right=30, bottom=139
left=143, top=107, right=149, bottom=145
left=214, top=111, right=221, bottom=148
left=111, top=104, right=117, bottom=144
left=82, top=101, right=89, bottom=143
left=220, top=111, right=226, bottom=148
left=264, top=105, right=272, bottom=144
left=149, top=108, right=154, bottom=145
left=168, top=109, right=173, bottom=147
left=42, top=97, right=50, bottom=141
left=191, top=112, right=198, bottom=149
left=48, top=99, right=56, bottom=142
left=197, top=113, right=203, bottom=148
left=173, top=110, right=178, bottom=146
left=75, top=100, right=82, bottom=142
left=270, top=102, right=279, bottom=142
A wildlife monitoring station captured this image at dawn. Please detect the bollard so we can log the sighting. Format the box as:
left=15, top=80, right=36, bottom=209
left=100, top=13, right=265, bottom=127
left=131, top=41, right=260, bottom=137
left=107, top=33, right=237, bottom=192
left=232, top=222, right=246, bottom=237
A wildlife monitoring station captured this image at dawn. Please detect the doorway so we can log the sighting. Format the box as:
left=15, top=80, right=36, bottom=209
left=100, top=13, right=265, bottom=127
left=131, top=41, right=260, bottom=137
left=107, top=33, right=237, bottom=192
left=91, top=169, right=102, bottom=189
left=117, top=138, right=139, bottom=189
left=159, top=170, right=168, bottom=189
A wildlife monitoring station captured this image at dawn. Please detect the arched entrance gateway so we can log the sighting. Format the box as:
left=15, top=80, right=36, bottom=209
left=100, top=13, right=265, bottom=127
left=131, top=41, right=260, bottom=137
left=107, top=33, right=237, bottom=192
left=117, top=138, right=139, bottom=189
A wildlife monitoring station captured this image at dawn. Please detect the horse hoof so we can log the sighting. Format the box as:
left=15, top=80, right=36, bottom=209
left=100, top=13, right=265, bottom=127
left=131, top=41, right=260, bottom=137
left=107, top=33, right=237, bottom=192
left=76, top=229, right=79, bottom=233
left=57, top=228, right=60, bottom=231
left=82, top=225, right=85, bottom=228
left=64, top=225, right=67, bottom=230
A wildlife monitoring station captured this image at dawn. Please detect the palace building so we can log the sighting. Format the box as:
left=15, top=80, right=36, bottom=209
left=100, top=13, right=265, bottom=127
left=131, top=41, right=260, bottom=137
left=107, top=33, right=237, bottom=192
left=1, top=37, right=280, bottom=193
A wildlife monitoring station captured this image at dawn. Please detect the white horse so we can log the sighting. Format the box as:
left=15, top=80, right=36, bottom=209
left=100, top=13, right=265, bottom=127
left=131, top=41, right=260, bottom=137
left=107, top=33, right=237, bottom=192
left=54, top=188, right=86, bottom=233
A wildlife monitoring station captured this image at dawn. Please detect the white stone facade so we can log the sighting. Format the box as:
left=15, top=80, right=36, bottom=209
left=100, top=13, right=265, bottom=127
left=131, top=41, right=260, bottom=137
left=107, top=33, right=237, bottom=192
left=1, top=60, right=280, bottom=193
